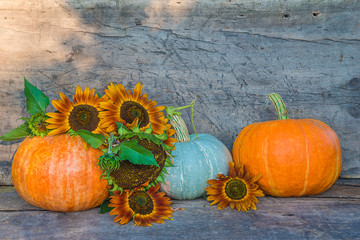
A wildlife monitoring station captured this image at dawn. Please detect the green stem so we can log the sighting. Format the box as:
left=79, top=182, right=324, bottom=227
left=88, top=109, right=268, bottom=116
left=268, top=93, right=290, bottom=120
left=108, top=133, right=114, bottom=153
left=174, top=104, right=193, bottom=111
left=165, top=95, right=198, bottom=142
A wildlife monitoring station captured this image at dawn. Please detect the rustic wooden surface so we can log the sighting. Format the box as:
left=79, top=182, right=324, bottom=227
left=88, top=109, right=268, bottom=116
left=0, top=179, right=359, bottom=240
left=0, top=0, right=360, bottom=185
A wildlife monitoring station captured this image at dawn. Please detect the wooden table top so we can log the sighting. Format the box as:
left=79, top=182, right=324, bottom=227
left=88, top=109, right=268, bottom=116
left=1, top=179, right=359, bottom=240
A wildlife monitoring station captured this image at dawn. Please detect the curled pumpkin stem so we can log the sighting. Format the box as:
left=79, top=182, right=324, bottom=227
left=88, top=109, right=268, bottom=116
left=189, top=94, right=198, bottom=139
left=267, top=93, right=289, bottom=120
left=165, top=94, right=198, bottom=140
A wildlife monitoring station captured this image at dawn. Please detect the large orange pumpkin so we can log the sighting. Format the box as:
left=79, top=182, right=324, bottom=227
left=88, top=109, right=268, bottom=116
left=232, top=94, right=342, bottom=197
left=12, top=134, right=108, bottom=212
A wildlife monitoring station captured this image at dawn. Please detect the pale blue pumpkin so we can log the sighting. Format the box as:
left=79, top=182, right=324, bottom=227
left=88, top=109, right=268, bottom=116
left=160, top=133, right=232, bottom=200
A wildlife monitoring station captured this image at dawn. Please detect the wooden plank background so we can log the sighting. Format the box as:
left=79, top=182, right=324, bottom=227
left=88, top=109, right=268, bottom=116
left=0, top=0, right=359, bottom=185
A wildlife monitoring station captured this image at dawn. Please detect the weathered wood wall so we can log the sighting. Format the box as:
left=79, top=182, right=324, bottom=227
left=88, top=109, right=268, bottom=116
left=0, top=0, right=359, bottom=185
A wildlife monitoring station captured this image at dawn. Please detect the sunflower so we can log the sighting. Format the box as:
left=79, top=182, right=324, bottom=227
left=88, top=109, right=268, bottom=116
left=160, top=116, right=177, bottom=149
left=109, top=135, right=168, bottom=190
left=46, top=86, right=107, bottom=136
left=109, top=184, right=173, bottom=227
left=206, top=161, right=264, bottom=211
left=99, top=82, right=167, bottom=135
left=28, top=112, right=51, bottom=137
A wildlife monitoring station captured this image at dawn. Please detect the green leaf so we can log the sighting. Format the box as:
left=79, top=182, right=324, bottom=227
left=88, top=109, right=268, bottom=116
left=155, top=131, right=168, bottom=140
left=0, top=123, right=31, bottom=141
left=116, top=122, right=130, bottom=136
left=144, top=126, right=153, bottom=134
left=76, top=130, right=105, bottom=149
left=165, top=158, right=174, bottom=167
left=119, top=139, right=159, bottom=167
left=155, top=174, right=165, bottom=183
left=24, top=77, right=50, bottom=115
left=99, top=198, right=113, bottom=214
left=132, top=124, right=142, bottom=133
left=162, top=167, right=169, bottom=175
left=112, top=145, right=121, bottom=154
left=19, top=117, right=30, bottom=121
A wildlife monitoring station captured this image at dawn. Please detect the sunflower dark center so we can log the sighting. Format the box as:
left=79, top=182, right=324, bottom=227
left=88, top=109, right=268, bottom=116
left=225, top=179, right=247, bottom=200
left=128, top=191, right=154, bottom=215
left=120, top=101, right=149, bottom=128
left=37, top=122, right=47, bottom=132
left=68, top=104, right=100, bottom=132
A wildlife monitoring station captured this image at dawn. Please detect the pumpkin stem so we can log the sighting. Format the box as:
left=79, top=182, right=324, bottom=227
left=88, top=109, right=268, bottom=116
left=165, top=94, right=198, bottom=142
left=268, top=93, right=290, bottom=120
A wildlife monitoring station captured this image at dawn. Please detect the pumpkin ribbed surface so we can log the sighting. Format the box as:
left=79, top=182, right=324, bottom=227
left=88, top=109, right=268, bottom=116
left=161, top=134, right=232, bottom=200
left=11, top=134, right=108, bottom=212
left=232, top=119, right=342, bottom=197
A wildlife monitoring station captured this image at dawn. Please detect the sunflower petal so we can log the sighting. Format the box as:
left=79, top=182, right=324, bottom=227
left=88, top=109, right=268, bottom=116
left=132, top=82, right=143, bottom=101
left=228, top=161, right=237, bottom=178
left=251, top=174, right=262, bottom=183
left=217, top=199, right=230, bottom=210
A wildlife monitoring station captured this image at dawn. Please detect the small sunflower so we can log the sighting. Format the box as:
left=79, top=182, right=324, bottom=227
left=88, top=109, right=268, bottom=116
left=206, top=161, right=264, bottom=211
left=109, top=184, right=173, bottom=227
left=28, top=112, right=51, bottom=137
left=99, top=82, right=167, bottom=135
left=46, top=86, right=107, bottom=136
left=160, top=116, right=177, bottom=149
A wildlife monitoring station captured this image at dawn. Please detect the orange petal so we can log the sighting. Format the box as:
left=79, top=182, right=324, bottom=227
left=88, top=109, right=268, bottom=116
left=47, top=126, right=69, bottom=136
left=209, top=194, right=226, bottom=206
left=207, top=179, right=220, bottom=185
left=120, top=211, right=134, bottom=225
left=131, top=82, right=143, bottom=101
left=228, top=161, right=237, bottom=178
left=217, top=199, right=230, bottom=210
left=251, top=174, right=262, bottom=183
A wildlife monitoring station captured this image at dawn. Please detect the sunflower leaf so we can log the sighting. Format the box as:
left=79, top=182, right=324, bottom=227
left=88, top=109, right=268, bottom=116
left=164, top=158, right=175, bottom=167
left=76, top=130, right=105, bottom=149
left=155, top=174, right=165, bottom=183
left=119, top=139, right=159, bottom=167
left=0, top=123, right=31, bottom=141
left=162, top=167, right=169, bottom=175
left=19, top=117, right=30, bottom=121
left=99, top=198, right=113, bottom=214
left=116, top=122, right=131, bottom=136
left=112, top=145, right=121, bottom=154
left=24, top=77, right=50, bottom=115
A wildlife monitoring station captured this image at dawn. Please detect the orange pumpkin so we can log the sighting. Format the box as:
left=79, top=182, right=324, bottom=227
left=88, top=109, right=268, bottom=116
left=232, top=94, right=342, bottom=197
left=12, top=134, right=108, bottom=212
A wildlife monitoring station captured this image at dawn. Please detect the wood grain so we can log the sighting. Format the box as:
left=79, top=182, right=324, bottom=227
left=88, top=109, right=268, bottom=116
left=0, top=0, right=359, bottom=185
left=1, top=180, right=360, bottom=239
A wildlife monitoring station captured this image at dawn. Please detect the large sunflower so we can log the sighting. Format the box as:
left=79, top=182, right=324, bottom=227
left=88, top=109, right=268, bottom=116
left=99, top=82, right=167, bottom=135
left=109, top=135, right=168, bottom=190
left=206, top=161, right=264, bottom=211
left=101, top=124, right=175, bottom=191
left=46, top=86, right=107, bottom=136
left=109, top=184, right=173, bottom=227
